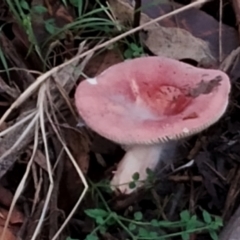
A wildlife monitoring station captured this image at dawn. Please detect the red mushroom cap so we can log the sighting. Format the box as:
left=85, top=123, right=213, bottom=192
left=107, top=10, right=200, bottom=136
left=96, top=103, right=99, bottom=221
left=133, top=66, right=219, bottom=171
left=75, top=56, right=231, bottom=144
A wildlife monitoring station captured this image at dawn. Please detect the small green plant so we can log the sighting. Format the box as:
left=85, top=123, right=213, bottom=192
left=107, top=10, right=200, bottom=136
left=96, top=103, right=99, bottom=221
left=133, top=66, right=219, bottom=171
left=84, top=207, right=222, bottom=240
left=127, top=168, right=157, bottom=190
left=124, top=42, right=145, bottom=59
left=4, top=0, right=116, bottom=66
left=78, top=178, right=223, bottom=240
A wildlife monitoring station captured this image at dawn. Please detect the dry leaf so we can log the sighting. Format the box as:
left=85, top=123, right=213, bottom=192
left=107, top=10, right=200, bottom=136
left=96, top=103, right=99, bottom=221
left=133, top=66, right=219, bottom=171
left=33, top=149, right=48, bottom=172
left=141, top=0, right=238, bottom=62
left=108, top=0, right=214, bottom=65
left=0, top=185, right=13, bottom=207
left=63, top=127, right=90, bottom=175
left=0, top=226, right=16, bottom=240
left=83, top=49, right=123, bottom=77
left=58, top=125, right=90, bottom=212
left=0, top=207, right=24, bottom=225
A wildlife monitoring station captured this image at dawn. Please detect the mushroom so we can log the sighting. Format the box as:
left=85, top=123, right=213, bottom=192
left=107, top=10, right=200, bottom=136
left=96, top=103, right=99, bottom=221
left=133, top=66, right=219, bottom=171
left=74, top=56, right=231, bottom=194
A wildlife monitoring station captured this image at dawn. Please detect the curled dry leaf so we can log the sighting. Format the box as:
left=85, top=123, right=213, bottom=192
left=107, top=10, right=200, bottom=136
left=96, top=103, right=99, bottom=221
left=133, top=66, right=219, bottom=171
left=108, top=0, right=214, bottom=65
left=33, top=148, right=48, bottom=172
left=0, top=207, right=24, bottom=225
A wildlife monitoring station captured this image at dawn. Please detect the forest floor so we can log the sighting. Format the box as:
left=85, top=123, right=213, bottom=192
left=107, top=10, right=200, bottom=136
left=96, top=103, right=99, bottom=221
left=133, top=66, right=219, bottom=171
left=0, top=0, right=239, bottom=240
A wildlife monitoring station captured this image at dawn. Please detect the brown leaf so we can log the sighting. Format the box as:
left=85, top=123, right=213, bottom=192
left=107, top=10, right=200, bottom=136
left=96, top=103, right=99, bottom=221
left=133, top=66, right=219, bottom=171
left=0, top=185, right=13, bottom=208
left=108, top=0, right=214, bottom=65
left=0, top=207, right=24, bottom=225
left=33, top=149, right=48, bottom=172
left=83, top=49, right=123, bottom=78
left=63, top=127, right=90, bottom=175
left=0, top=226, right=16, bottom=240
left=58, top=124, right=90, bottom=212
left=141, top=0, right=239, bottom=63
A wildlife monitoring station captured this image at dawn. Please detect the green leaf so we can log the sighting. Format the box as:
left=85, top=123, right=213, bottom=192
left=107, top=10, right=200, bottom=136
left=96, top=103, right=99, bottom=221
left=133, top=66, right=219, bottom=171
left=129, top=181, right=136, bottom=189
left=20, top=0, right=30, bottom=10
left=132, top=172, right=140, bottom=181
left=151, top=219, right=159, bottom=227
left=214, top=216, right=223, bottom=227
left=106, top=216, right=116, bottom=226
left=124, top=48, right=133, bottom=59
left=138, top=227, right=150, bottom=237
left=180, top=210, right=191, bottom=222
left=130, top=43, right=140, bottom=51
left=209, top=230, right=218, bottom=240
left=203, top=210, right=212, bottom=224
left=134, top=212, right=143, bottom=221
left=132, top=51, right=142, bottom=57
left=186, top=215, right=198, bottom=230
left=44, top=19, right=56, bottom=34
left=181, top=232, right=190, bottom=240
left=96, top=216, right=105, bottom=225
left=210, top=221, right=222, bottom=231
left=129, top=223, right=137, bottom=231
left=85, top=234, right=99, bottom=240
left=146, top=168, right=156, bottom=181
left=149, top=231, right=158, bottom=237
left=84, top=208, right=109, bottom=220
left=32, top=5, right=48, bottom=14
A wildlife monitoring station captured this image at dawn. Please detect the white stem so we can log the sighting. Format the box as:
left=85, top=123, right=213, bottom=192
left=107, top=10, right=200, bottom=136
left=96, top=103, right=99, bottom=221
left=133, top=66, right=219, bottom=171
left=110, top=144, right=164, bottom=194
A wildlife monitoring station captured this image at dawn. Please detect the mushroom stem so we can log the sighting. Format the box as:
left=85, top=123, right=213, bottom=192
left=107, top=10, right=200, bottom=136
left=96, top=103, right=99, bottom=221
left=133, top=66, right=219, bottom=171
left=110, top=144, right=165, bottom=194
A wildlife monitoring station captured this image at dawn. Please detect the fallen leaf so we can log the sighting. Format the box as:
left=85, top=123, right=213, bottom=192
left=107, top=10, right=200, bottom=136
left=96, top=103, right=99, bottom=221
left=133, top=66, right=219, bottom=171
left=143, top=26, right=213, bottom=65
left=0, top=185, right=13, bottom=207
left=108, top=0, right=214, bottom=65
left=63, top=127, right=90, bottom=175
left=83, top=49, right=123, bottom=77
left=0, top=207, right=24, bottom=225
left=141, top=0, right=239, bottom=62
left=33, top=149, right=48, bottom=172
left=58, top=121, right=90, bottom=212
left=0, top=226, right=16, bottom=240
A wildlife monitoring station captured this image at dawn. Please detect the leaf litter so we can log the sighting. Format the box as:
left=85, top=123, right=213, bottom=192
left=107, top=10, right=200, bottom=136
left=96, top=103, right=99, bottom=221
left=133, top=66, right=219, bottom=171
left=0, top=0, right=239, bottom=240
left=108, top=0, right=215, bottom=65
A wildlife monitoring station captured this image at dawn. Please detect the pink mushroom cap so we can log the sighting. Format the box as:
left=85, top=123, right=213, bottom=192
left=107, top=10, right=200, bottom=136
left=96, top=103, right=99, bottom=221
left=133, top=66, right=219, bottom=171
left=75, top=56, right=231, bottom=145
